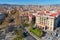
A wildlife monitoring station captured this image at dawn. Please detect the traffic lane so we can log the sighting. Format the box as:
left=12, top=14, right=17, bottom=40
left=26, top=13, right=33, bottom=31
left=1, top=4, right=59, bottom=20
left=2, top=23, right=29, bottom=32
left=25, top=33, right=36, bottom=40
left=25, top=36, right=36, bottom=40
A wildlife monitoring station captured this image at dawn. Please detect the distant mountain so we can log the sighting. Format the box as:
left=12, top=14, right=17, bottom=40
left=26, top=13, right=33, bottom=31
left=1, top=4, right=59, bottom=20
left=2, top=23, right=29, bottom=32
left=0, top=4, right=22, bottom=6
left=0, top=4, right=60, bottom=7
left=0, top=4, right=11, bottom=6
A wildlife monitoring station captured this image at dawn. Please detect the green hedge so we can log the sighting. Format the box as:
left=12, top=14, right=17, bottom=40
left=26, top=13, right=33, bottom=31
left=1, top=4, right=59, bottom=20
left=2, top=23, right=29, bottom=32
left=30, top=28, right=43, bottom=38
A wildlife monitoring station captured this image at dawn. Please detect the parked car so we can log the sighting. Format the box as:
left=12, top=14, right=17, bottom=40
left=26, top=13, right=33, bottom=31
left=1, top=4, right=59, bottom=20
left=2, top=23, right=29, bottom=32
left=23, top=31, right=28, bottom=37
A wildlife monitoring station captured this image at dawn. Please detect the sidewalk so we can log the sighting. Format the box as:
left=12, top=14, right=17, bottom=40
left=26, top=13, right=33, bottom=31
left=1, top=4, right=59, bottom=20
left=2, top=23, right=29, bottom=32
left=25, top=27, right=41, bottom=40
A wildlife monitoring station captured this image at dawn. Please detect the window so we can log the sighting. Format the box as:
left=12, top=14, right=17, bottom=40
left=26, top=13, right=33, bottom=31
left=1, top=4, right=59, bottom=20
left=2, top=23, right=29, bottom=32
left=42, top=27, right=44, bottom=29
left=48, top=23, right=49, bottom=25
left=40, top=17, right=41, bottom=20
left=50, top=27, right=52, bottom=30
left=47, top=17, right=48, bottom=19
left=51, top=22, right=52, bottom=26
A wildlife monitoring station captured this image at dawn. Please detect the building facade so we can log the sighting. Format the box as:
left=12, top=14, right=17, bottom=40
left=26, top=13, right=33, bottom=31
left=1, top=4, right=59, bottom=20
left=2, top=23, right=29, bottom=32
left=29, top=11, right=60, bottom=31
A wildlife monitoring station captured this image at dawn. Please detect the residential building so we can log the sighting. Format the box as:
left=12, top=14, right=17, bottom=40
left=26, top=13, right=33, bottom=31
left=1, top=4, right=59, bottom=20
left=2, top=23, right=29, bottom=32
left=36, top=11, right=60, bottom=31
left=19, top=12, right=28, bottom=23
left=28, top=10, right=60, bottom=31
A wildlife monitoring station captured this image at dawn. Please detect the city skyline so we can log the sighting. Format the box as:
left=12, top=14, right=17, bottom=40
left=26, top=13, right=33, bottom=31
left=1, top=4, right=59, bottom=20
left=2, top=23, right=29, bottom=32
left=0, top=0, right=60, bottom=5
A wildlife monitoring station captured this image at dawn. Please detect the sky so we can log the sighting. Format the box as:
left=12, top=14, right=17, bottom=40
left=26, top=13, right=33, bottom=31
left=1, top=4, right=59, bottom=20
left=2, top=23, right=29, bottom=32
left=0, top=0, right=60, bottom=5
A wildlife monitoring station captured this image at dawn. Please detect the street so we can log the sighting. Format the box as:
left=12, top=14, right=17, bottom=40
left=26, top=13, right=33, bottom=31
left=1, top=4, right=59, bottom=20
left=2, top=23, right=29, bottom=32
left=25, top=34, right=36, bottom=40
left=21, top=24, right=36, bottom=40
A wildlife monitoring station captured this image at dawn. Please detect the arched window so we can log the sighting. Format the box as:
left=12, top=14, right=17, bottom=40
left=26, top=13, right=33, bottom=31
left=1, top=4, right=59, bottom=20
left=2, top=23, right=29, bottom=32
left=45, top=26, right=48, bottom=30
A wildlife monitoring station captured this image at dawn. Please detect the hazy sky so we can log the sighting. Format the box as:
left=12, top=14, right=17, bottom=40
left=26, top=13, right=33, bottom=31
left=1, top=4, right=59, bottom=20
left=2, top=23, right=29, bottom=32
left=0, top=0, right=60, bottom=5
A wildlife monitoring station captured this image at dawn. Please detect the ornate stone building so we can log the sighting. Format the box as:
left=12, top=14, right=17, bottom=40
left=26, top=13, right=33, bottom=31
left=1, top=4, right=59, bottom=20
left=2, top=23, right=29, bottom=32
left=29, top=11, right=60, bottom=31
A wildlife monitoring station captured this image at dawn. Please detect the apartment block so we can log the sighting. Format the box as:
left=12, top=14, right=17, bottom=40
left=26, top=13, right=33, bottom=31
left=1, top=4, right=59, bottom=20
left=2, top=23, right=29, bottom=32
left=28, top=10, right=60, bottom=31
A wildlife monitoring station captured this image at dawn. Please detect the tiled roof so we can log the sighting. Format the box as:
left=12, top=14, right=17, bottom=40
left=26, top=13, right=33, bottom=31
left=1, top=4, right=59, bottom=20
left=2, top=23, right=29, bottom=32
left=38, top=12, right=45, bottom=16
left=46, top=11, right=50, bottom=13
left=50, top=13, right=57, bottom=17
left=28, top=13, right=34, bottom=17
left=58, top=10, right=60, bottom=14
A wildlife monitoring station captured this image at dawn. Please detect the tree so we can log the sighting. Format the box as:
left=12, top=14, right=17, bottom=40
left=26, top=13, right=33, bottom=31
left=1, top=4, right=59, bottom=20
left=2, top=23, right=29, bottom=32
left=13, top=28, right=23, bottom=40
left=23, top=21, right=29, bottom=27
left=13, top=8, right=24, bottom=40
left=12, top=35, right=24, bottom=40
left=0, top=21, right=3, bottom=25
